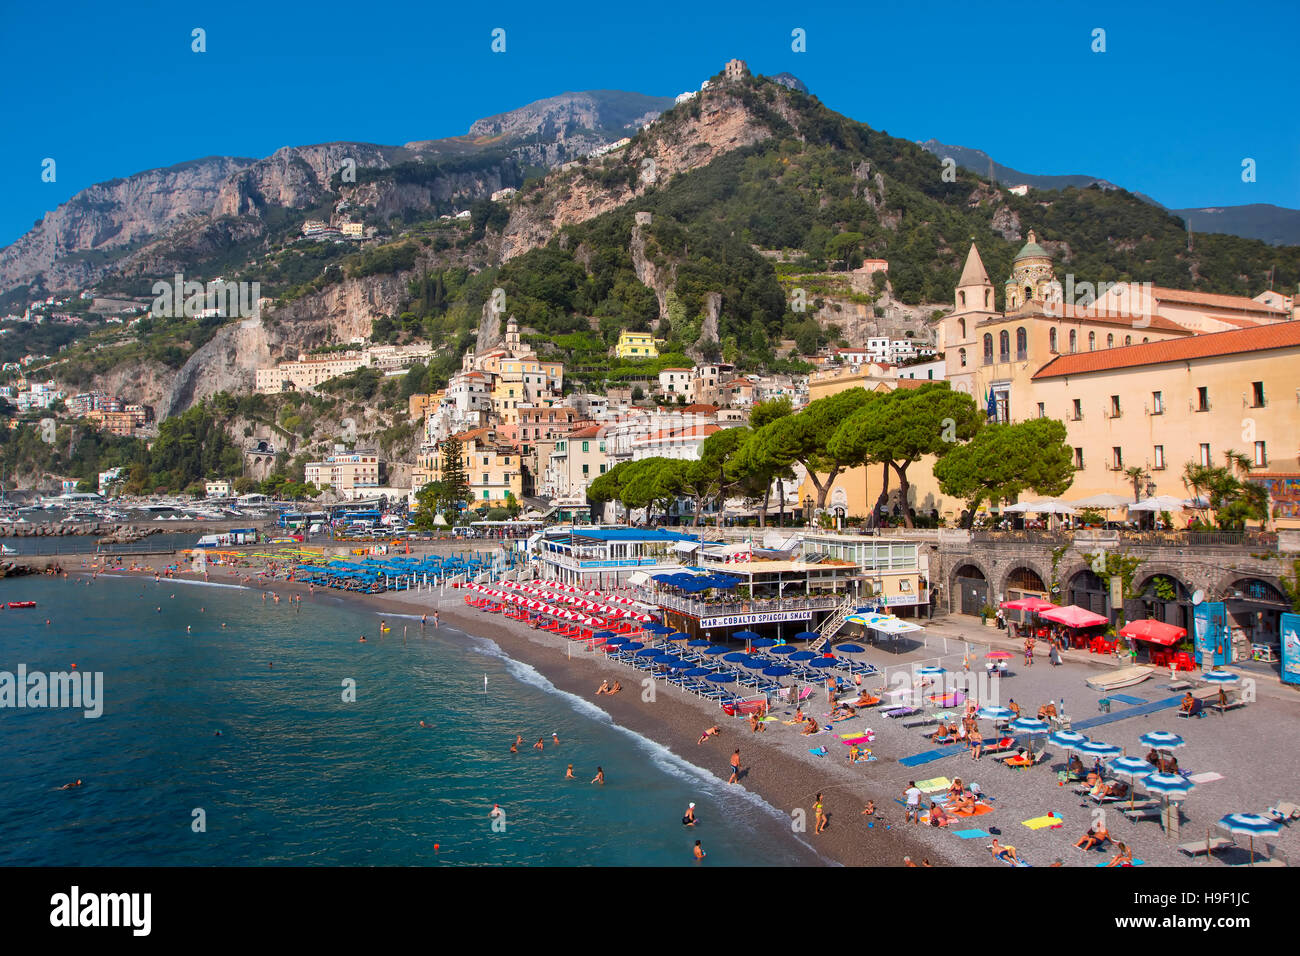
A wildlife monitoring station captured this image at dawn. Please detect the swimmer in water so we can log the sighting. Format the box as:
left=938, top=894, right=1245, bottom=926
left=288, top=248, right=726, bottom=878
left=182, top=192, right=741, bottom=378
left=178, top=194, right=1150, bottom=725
left=510, top=741, right=518, bottom=753
left=419, top=720, right=427, bottom=729
left=186, top=625, right=192, bottom=633
left=693, top=840, right=705, bottom=860
left=565, top=764, right=574, bottom=779
left=515, top=735, right=523, bottom=749
left=359, top=636, right=367, bottom=643
left=534, top=738, right=544, bottom=751
left=221, top=623, right=227, bottom=628
left=552, top=733, right=560, bottom=746
left=591, top=767, right=605, bottom=785
left=215, top=731, right=222, bottom=737
left=57, top=780, right=83, bottom=791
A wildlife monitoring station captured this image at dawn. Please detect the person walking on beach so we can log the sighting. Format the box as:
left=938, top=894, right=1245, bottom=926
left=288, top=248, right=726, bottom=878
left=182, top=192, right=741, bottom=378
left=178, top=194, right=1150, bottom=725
left=904, top=781, right=922, bottom=823
left=814, top=793, right=827, bottom=835
left=728, top=749, right=742, bottom=785
left=433, top=610, right=439, bottom=629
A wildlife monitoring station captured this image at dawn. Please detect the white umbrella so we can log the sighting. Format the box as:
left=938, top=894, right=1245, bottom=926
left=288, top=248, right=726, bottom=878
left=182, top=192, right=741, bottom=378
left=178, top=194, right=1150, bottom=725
left=1070, top=493, right=1132, bottom=509
left=1128, top=495, right=1191, bottom=513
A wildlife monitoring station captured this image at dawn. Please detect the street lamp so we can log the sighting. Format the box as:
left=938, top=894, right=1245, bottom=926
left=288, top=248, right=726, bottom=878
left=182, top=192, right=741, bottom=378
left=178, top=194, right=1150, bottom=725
left=803, top=495, right=813, bottom=525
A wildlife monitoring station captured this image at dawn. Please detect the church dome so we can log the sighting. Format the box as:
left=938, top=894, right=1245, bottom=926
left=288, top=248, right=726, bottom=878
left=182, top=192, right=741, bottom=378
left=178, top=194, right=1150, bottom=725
left=1014, top=229, right=1050, bottom=261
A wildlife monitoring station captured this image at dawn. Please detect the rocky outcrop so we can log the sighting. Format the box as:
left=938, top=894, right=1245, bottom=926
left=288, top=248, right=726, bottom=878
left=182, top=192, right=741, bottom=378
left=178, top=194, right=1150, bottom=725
left=0, top=156, right=253, bottom=295
left=214, top=143, right=395, bottom=218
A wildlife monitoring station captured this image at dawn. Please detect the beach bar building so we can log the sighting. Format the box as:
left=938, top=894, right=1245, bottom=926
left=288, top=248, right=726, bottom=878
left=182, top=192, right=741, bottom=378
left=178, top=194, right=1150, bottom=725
left=534, top=526, right=700, bottom=588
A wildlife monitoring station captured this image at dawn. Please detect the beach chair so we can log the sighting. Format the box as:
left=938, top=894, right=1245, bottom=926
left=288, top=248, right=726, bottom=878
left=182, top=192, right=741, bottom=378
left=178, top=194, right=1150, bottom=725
left=1267, top=802, right=1300, bottom=825
left=884, top=706, right=920, bottom=719
left=1120, top=801, right=1164, bottom=822
left=902, top=714, right=939, bottom=728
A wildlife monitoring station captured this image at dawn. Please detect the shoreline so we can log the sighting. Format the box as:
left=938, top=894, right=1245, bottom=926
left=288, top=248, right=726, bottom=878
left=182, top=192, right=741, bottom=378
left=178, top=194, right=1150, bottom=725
left=87, top=562, right=954, bottom=867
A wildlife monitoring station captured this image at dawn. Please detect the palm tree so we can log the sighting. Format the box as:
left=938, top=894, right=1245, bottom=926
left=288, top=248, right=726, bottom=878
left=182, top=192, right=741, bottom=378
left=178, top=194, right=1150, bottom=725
left=1123, top=466, right=1150, bottom=503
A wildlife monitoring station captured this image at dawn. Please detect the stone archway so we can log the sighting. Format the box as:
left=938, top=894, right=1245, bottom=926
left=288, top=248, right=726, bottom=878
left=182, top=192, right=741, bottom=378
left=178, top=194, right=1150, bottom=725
left=1131, top=570, right=1195, bottom=633
left=952, top=562, right=991, bottom=617
left=1218, top=575, right=1288, bottom=646
left=1066, top=567, right=1109, bottom=617
left=1001, top=564, right=1049, bottom=625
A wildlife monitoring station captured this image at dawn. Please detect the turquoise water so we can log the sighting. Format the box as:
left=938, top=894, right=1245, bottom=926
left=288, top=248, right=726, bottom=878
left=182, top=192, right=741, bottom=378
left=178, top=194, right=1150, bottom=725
left=0, top=576, right=824, bottom=866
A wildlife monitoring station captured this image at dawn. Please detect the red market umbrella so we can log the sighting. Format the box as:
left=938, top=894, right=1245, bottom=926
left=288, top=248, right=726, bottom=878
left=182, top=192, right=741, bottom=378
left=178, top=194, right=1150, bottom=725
left=1000, top=597, right=1058, bottom=613
left=1039, top=605, right=1108, bottom=629
left=1118, top=619, right=1187, bottom=645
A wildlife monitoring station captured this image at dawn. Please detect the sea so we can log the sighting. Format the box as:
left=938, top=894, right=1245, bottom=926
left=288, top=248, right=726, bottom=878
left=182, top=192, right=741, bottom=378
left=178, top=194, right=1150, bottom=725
left=0, top=575, right=826, bottom=866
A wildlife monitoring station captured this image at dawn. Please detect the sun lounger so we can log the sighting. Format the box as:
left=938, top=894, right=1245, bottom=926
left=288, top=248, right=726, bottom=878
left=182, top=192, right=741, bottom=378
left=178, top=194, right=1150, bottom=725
left=1268, top=802, right=1300, bottom=824
left=1121, top=802, right=1164, bottom=821
left=1006, top=750, right=1049, bottom=769
left=1178, top=837, right=1232, bottom=856
left=902, top=714, right=939, bottom=728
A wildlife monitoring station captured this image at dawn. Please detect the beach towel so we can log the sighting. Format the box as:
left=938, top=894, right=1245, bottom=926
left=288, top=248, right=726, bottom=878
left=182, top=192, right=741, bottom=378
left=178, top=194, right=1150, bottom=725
left=1097, top=859, right=1145, bottom=867
left=953, top=828, right=989, bottom=839
left=841, top=736, right=871, bottom=746
left=951, top=803, right=994, bottom=818
left=808, top=746, right=828, bottom=757
left=996, top=855, right=1031, bottom=867
left=1188, top=771, right=1223, bottom=784
left=1021, top=814, right=1065, bottom=830
left=914, top=777, right=951, bottom=793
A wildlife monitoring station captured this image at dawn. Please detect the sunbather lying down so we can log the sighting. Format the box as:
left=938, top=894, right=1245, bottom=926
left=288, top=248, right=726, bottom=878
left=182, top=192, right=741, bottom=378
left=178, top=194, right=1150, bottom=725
left=1005, top=749, right=1033, bottom=767
left=989, top=839, right=1020, bottom=864
left=1089, top=780, right=1128, bottom=799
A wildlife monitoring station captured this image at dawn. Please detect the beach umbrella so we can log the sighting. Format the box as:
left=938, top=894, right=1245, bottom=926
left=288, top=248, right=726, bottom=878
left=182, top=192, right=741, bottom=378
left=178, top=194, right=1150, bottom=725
left=636, top=648, right=662, bottom=658
left=740, top=657, right=769, bottom=670
left=789, top=650, right=818, bottom=661
left=1010, top=717, right=1050, bottom=758
left=763, top=665, right=794, bottom=677
left=723, top=652, right=752, bottom=664
left=706, top=672, right=737, bottom=684
left=749, top=637, right=778, bottom=648
left=734, top=630, right=761, bottom=643
left=916, top=665, right=945, bottom=676
left=978, top=706, right=1015, bottom=721
left=1201, top=670, right=1238, bottom=685
left=642, top=622, right=673, bottom=634
left=604, top=636, right=631, bottom=647
left=652, top=654, right=681, bottom=665
left=1139, top=731, right=1186, bottom=752
left=685, top=667, right=713, bottom=677
left=834, top=643, right=866, bottom=654
left=1110, top=755, right=1155, bottom=809
left=703, top=645, right=730, bottom=656
left=620, top=641, right=644, bottom=652
left=1049, top=730, right=1088, bottom=764
left=664, top=632, right=690, bottom=642
left=809, top=657, right=840, bottom=669
left=687, top=638, right=712, bottom=647
left=668, top=659, right=696, bottom=671
left=1075, top=740, right=1122, bottom=759
left=793, top=631, right=821, bottom=642
left=986, top=650, right=1013, bottom=660
left=1143, top=772, right=1194, bottom=800
left=769, top=645, right=800, bottom=656
left=1218, top=813, right=1281, bottom=865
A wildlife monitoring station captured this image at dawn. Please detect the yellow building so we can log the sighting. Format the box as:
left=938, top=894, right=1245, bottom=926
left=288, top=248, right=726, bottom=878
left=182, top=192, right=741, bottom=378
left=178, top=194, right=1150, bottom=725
left=615, top=331, right=658, bottom=359
left=413, top=428, right=523, bottom=508
left=1031, top=322, right=1300, bottom=528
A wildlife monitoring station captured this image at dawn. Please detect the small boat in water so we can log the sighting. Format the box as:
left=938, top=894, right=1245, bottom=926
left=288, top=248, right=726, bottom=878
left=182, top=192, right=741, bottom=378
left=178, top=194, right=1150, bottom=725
left=7, top=601, right=37, bottom=609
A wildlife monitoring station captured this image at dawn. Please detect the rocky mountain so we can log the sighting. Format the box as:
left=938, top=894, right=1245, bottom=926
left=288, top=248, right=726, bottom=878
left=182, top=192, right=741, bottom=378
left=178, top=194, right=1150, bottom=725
left=919, top=139, right=1300, bottom=245
left=0, top=91, right=677, bottom=302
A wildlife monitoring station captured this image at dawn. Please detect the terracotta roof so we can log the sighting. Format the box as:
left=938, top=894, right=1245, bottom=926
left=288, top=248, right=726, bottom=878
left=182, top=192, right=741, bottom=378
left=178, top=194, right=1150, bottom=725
left=957, top=244, right=991, bottom=287
left=1032, top=322, right=1300, bottom=379
left=993, top=304, right=1194, bottom=334
left=660, top=367, right=691, bottom=372
left=1150, top=286, right=1286, bottom=315
left=453, top=427, right=492, bottom=442
left=680, top=403, right=718, bottom=414
left=568, top=425, right=603, bottom=439
left=636, top=424, right=721, bottom=442
left=892, top=379, right=929, bottom=389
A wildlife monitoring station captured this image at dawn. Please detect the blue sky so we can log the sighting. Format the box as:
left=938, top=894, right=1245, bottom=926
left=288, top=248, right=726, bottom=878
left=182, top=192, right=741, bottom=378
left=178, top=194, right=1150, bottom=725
left=2, top=0, right=1297, bottom=247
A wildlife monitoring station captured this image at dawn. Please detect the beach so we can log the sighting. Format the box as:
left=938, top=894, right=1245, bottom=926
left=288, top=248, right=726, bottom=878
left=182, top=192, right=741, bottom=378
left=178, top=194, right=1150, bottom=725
left=71, top=548, right=1300, bottom=869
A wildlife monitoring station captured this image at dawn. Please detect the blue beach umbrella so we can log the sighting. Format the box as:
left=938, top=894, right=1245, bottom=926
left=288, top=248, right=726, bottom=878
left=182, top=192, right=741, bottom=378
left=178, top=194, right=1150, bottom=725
left=793, top=631, right=821, bottom=642
left=1218, top=813, right=1281, bottom=865
left=685, top=667, right=714, bottom=677
left=809, top=657, right=840, bottom=669
left=734, top=630, right=761, bottom=642
left=1110, top=755, right=1155, bottom=779
left=620, top=641, right=644, bottom=652
left=603, top=636, right=631, bottom=647
left=1139, top=731, right=1186, bottom=751
left=1076, top=740, right=1122, bottom=758
left=1010, top=717, right=1051, bottom=735
left=703, top=645, right=730, bottom=656
left=789, top=651, right=818, bottom=661
left=706, top=672, right=737, bottom=684
left=687, top=638, right=712, bottom=647
left=763, top=665, right=794, bottom=677
left=723, top=652, right=752, bottom=664
left=664, top=631, right=691, bottom=642
left=641, top=622, right=673, bottom=634
left=636, top=648, right=662, bottom=658
left=1201, top=670, right=1238, bottom=685
left=978, top=706, right=1015, bottom=721
left=834, top=643, right=866, bottom=654
left=668, top=659, right=695, bottom=671
left=749, top=637, right=778, bottom=648
left=1049, top=730, right=1087, bottom=751
left=652, top=654, right=681, bottom=665
left=740, top=657, right=769, bottom=670
left=769, top=645, right=799, bottom=656
left=917, top=665, right=945, bottom=676
left=1143, top=772, right=1194, bottom=800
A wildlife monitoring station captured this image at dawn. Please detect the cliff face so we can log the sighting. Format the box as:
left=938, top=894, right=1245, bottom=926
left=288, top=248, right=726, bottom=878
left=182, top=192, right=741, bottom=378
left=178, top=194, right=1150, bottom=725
left=156, top=271, right=412, bottom=418
left=213, top=143, right=396, bottom=218
left=0, top=156, right=253, bottom=294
